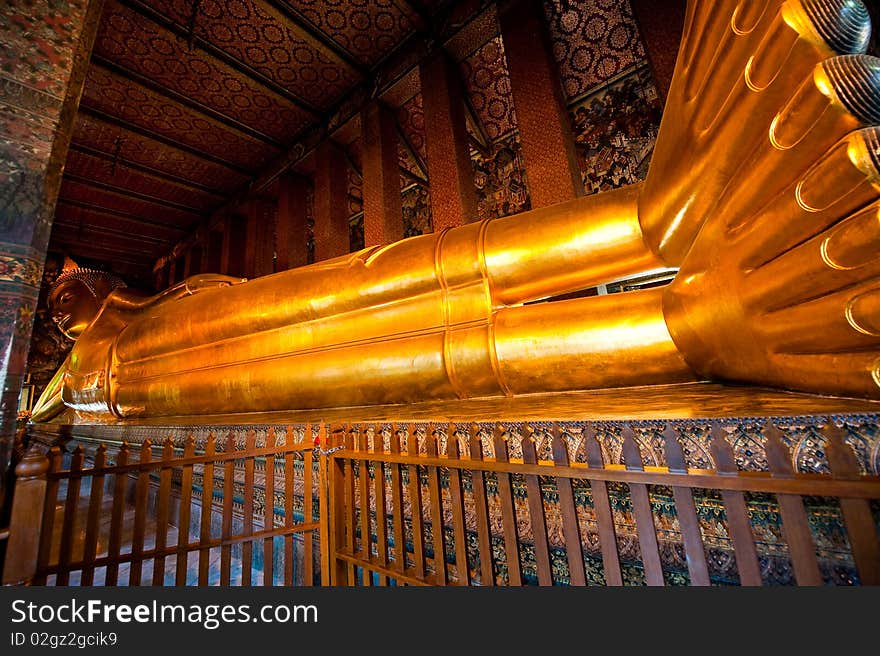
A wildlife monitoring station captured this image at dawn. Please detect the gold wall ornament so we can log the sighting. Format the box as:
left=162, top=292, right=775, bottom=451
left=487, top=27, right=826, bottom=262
left=30, top=0, right=880, bottom=422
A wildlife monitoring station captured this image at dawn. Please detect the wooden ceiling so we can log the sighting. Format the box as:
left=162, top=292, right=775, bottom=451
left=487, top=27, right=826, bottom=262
left=50, top=0, right=490, bottom=283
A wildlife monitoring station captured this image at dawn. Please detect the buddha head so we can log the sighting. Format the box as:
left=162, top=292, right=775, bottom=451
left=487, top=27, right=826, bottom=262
left=48, top=258, right=126, bottom=340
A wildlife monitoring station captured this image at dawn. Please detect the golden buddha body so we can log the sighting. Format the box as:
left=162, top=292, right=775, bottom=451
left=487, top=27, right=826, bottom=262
left=32, top=0, right=880, bottom=423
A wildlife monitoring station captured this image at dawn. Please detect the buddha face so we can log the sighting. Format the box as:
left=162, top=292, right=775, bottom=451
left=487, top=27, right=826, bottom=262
left=49, top=278, right=102, bottom=340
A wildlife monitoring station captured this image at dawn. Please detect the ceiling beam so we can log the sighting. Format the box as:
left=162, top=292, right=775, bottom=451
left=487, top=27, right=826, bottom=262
left=47, top=239, right=160, bottom=266
left=52, top=220, right=169, bottom=252
left=268, top=0, right=370, bottom=77
left=68, top=142, right=228, bottom=197
left=55, top=198, right=190, bottom=234
left=91, top=56, right=284, bottom=148
left=77, top=105, right=254, bottom=176
left=119, top=0, right=324, bottom=116
left=52, top=209, right=184, bottom=244
left=63, top=173, right=210, bottom=217
left=49, top=228, right=164, bottom=254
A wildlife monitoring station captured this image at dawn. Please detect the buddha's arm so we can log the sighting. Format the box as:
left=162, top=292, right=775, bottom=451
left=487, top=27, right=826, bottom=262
left=104, top=274, right=247, bottom=311
left=29, top=356, right=69, bottom=423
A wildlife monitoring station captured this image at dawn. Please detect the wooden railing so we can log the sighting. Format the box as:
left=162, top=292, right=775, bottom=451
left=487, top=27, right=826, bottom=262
left=323, top=421, right=880, bottom=586
left=4, top=420, right=880, bottom=586
left=2, top=426, right=319, bottom=586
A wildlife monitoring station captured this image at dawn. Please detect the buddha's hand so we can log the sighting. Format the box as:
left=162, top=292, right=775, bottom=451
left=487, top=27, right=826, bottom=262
left=663, top=118, right=880, bottom=399
left=639, top=0, right=874, bottom=264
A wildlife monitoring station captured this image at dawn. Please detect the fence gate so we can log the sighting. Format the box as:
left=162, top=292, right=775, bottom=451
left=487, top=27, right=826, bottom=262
left=2, top=426, right=319, bottom=587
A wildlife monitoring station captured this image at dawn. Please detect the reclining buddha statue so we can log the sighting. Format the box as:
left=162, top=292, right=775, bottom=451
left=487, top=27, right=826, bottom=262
left=31, top=0, right=880, bottom=422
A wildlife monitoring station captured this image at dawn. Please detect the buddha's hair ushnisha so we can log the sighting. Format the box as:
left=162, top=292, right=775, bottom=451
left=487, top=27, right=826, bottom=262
left=50, top=266, right=127, bottom=299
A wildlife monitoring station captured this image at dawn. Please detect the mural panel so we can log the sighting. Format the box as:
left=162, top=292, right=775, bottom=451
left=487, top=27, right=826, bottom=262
left=401, top=183, right=431, bottom=237
left=470, top=132, right=531, bottom=221
left=569, top=64, right=662, bottom=195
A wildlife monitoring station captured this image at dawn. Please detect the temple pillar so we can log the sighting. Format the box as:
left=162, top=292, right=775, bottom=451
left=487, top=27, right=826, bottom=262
left=0, top=1, right=105, bottom=495
left=244, top=205, right=258, bottom=279
left=206, top=226, right=223, bottom=274
left=361, top=102, right=404, bottom=247
left=220, top=216, right=231, bottom=275
left=275, top=173, right=310, bottom=271
left=253, top=199, right=276, bottom=277
left=221, top=213, right=248, bottom=278
left=313, top=140, right=350, bottom=261
left=242, top=198, right=275, bottom=278
left=499, top=0, right=582, bottom=208
left=188, top=244, right=203, bottom=277
left=153, top=264, right=165, bottom=292
left=174, top=252, right=185, bottom=284
left=419, top=51, right=478, bottom=230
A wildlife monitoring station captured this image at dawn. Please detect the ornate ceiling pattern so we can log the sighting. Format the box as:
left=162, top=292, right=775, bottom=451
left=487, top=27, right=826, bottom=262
left=544, top=0, right=647, bottom=102
left=58, top=179, right=202, bottom=228
left=285, top=0, right=416, bottom=66
left=51, top=0, right=431, bottom=280
left=461, top=36, right=518, bottom=142
left=80, top=65, right=281, bottom=169
left=133, top=0, right=360, bottom=108
left=54, top=203, right=187, bottom=243
left=94, top=1, right=313, bottom=143
left=49, top=224, right=168, bottom=263
left=47, top=0, right=657, bottom=283
left=64, top=150, right=225, bottom=212
left=71, top=114, right=252, bottom=192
